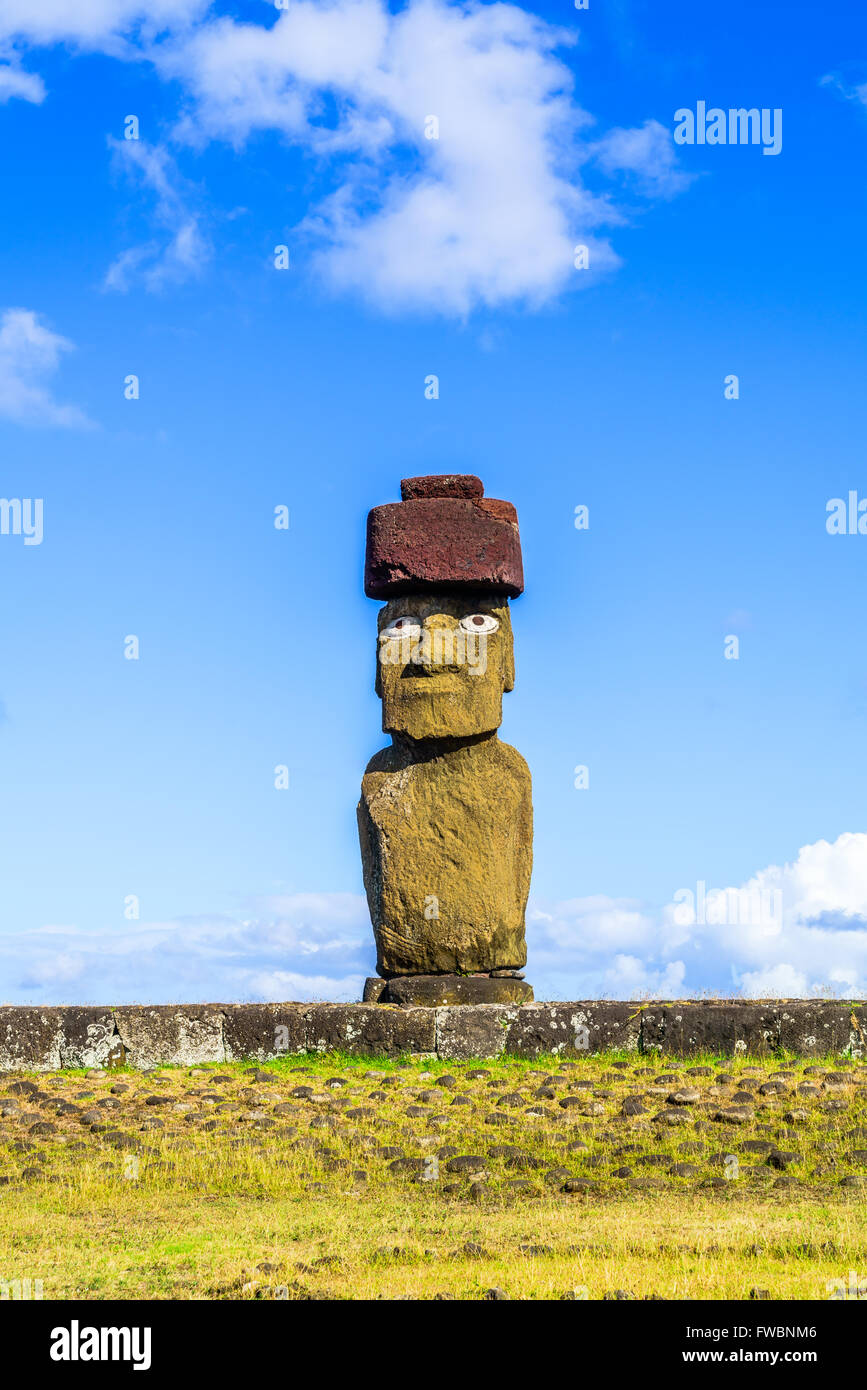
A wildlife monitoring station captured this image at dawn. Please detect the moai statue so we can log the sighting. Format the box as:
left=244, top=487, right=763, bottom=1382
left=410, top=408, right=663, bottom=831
left=358, top=474, right=533, bottom=1005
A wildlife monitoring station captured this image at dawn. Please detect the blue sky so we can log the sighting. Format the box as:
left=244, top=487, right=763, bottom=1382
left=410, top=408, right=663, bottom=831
left=2, top=0, right=867, bottom=1004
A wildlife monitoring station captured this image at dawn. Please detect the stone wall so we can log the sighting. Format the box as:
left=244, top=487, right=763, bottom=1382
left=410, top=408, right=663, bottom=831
left=0, top=1000, right=864, bottom=1070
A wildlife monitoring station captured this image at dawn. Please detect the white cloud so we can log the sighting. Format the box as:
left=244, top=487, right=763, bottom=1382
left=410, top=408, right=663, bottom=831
left=3, top=0, right=691, bottom=314
left=604, top=954, right=686, bottom=998
left=530, top=831, right=867, bottom=1001
left=103, top=138, right=211, bottom=291
left=160, top=0, right=629, bottom=314
left=820, top=73, right=867, bottom=107
left=737, top=962, right=809, bottom=998
left=592, top=118, right=696, bottom=198
left=0, top=0, right=208, bottom=51
left=244, top=969, right=365, bottom=1001
left=0, top=63, right=45, bottom=103
left=0, top=893, right=373, bottom=1005
left=151, top=0, right=621, bottom=312
left=5, top=834, right=867, bottom=1004
left=0, top=308, right=92, bottom=427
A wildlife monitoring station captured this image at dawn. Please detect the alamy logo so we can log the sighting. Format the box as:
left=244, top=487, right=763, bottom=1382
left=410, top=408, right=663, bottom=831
left=826, top=492, right=867, bottom=534
left=674, top=103, right=782, bottom=155
left=0, top=1277, right=42, bottom=1299
left=379, top=626, right=490, bottom=677
left=826, top=1271, right=867, bottom=1300
left=671, top=879, right=782, bottom=933
left=0, top=497, right=43, bottom=545
left=50, top=1321, right=152, bottom=1371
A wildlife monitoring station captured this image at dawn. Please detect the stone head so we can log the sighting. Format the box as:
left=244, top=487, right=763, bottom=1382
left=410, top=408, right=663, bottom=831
left=375, top=591, right=514, bottom=740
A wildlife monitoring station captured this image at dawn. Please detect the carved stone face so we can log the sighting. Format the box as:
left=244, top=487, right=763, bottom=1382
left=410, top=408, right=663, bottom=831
left=376, top=592, right=514, bottom=740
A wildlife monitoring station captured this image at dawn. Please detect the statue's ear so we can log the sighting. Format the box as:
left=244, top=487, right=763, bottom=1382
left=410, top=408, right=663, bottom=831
left=375, top=639, right=383, bottom=698
left=503, top=617, right=515, bottom=693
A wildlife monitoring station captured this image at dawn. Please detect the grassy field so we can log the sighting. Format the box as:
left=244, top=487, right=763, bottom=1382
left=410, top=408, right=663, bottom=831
left=1, top=1049, right=865, bottom=1301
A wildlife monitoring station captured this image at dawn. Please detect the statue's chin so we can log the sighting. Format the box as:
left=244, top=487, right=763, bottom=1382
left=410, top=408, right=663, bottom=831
left=381, top=661, right=505, bottom=740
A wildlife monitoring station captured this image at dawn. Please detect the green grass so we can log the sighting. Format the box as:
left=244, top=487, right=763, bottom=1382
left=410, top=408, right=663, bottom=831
left=1, top=1050, right=865, bottom=1300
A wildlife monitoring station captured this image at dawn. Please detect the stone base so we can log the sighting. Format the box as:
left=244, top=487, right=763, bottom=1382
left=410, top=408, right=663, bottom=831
left=363, top=974, right=534, bottom=1006
left=0, top=1001, right=864, bottom=1069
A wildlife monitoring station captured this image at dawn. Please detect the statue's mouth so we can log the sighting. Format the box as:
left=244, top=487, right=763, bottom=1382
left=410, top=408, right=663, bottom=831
left=398, top=670, right=464, bottom=690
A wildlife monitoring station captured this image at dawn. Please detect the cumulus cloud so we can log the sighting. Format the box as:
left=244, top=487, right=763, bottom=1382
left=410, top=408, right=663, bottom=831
left=0, top=893, right=373, bottom=1005
left=591, top=118, right=696, bottom=198
left=5, top=833, right=867, bottom=1004
left=0, top=63, right=44, bottom=103
left=2, top=0, right=691, bottom=314
left=0, top=307, right=92, bottom=427
left=0, top=0, right=207, bottom=52
left=529, top=831, right=867, bottom=1001
left=103, top=138, right=211, bottom=291
left=157, top=0, right=627, bottom=313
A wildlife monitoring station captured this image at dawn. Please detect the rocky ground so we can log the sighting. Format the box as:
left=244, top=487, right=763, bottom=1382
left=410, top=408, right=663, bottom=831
left=1, top=1050, right=865, bottom=1299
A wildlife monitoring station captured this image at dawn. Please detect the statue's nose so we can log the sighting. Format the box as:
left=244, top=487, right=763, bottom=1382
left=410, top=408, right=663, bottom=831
left=418, top=618, right=461, bottom=671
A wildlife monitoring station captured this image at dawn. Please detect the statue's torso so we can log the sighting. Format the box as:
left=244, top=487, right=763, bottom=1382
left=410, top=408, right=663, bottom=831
left=358, top=735, right=532, bottom=976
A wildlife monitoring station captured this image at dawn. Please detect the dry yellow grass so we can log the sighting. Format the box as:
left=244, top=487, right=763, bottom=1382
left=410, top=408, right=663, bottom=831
left=1, top=1050, right=864, bottom=1300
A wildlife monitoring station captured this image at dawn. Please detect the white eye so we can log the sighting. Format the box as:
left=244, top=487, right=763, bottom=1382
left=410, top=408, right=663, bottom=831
left=382, top=616, right=422, bottom=639
left=459, top=614, right=499, bottom=635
